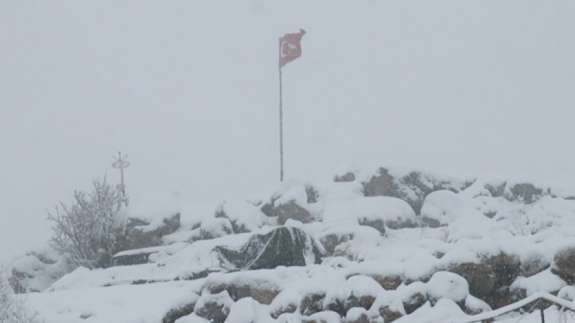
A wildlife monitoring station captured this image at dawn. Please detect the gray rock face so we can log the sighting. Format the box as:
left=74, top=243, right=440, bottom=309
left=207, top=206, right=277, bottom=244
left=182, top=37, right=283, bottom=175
left=357, top=218, right=386, bottom=236
left=334, top=172, right=356, bottom=182
left=276, top=201, right=314, bottom=225
left=448, top=263, right=496, bottom=300
left=300, top=291, right=326, bottom=316
left=214, top=227, right=324, bottom=271
left=507, top=183, right=545, bottom=204
left=162, top=299, right=198, bottom=323
left=485, top=181, right=548, bottom=204
left=122, top=213, right=181, bottom=250
left=194, top=291, right=233, bottom=323
left=205, top=277, right=281, bottom=305
left=553, top=246, right=575, bottom=284
left=112, top=250, right=155, bottom=266
left=345, top=308, right=370, bottom=323
left=362, top=168, right=471, bottom=214
left=260, top=185, right=319, bottom=225
left=373, top=304, right=403, bottom=323
left=447, top=253, right=521, bottom=308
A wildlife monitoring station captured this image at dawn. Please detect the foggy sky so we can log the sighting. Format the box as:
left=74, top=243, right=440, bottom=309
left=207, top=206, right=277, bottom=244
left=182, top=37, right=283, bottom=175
left=1, top=0, right=575, bottom=261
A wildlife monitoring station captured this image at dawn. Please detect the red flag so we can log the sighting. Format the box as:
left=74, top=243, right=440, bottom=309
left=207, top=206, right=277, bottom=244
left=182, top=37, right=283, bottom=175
left=279, top=29, right=306, bottom=68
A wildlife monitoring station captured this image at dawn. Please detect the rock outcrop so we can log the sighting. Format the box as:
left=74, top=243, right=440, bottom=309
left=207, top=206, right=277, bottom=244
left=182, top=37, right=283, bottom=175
left=122, top=213, right=181, bottom=250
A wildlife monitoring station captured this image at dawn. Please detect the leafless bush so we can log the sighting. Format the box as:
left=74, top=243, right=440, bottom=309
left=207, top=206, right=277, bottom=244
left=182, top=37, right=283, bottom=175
left=47, top=178, right=126, bottom=269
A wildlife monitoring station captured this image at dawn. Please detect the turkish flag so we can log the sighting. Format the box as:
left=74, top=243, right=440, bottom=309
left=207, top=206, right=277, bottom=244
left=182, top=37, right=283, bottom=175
left=279, top=29, right=306, bottom=67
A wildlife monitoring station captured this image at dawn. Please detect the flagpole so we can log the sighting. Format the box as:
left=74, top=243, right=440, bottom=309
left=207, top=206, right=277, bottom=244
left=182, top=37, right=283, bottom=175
left=278, top=38, right=285, bottom=182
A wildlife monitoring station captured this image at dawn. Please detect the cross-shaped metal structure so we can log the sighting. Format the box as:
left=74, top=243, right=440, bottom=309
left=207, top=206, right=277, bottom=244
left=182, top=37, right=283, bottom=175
left=112, top=152, right=130, bottom=206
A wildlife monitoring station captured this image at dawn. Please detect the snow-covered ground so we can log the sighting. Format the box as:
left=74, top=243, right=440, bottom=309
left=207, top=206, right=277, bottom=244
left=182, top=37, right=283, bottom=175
left=13, top=166, right=575, bottom=322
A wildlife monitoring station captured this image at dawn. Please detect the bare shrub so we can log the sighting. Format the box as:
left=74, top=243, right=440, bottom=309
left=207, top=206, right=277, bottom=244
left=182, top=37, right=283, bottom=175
left=47, top=178, right=126, bottom=269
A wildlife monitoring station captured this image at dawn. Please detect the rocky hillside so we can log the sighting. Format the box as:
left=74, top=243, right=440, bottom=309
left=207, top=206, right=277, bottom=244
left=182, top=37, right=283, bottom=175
left=14, top=166, right=575, bottom=322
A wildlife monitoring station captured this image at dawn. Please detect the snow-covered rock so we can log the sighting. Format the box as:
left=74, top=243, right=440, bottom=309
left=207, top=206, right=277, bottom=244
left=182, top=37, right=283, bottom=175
left=420, top=190, right=465, bottom=227
left=360, top=167, right=472, bottom=213
left=323, top=196, right=418, bottom=230
left=224, top=297, right=274, bottom=323
left=194, top=291, right=234, bottom=323
left=9, top=247, right=71, bottom=293
left=552, top=245, right=575, bottom=284
left=18, top=165, right=575, bottom=323
left=426, top=271, right=469, bottom=303
left=260, top=183, right=320, bottom=225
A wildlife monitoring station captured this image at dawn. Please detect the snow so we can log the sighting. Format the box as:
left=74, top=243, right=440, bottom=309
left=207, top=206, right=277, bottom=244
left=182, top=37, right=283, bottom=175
left=420, top=190, right=465, bottom=225
left=199, top=217, right=233, bottom=238
left=25, top=281, right=202, bottom=323
left=16, top=166, right=575, bottom=322
left=558, top=286, right=575, bottom=302
left=305, top=311, right=341, bottom=323
left=224, top=298, right=274, bottom=323
left=215, top=200, right=269, bottom=233
left=345, top=307, right=367, bottom=321
left=269, top=290, right=299, bottom=316
left=176, top=314, right=209, bottom=323
left=322, top=196, right=417, bottom=228
left=510, top=269, right=566, bottom=296
left=464, top=295, right=492, bottom=314
left=323, top=275, right=382, bottom=308
left=394, top=299, right=464, bottom=323
left=426, top=271, right=469, bottom=302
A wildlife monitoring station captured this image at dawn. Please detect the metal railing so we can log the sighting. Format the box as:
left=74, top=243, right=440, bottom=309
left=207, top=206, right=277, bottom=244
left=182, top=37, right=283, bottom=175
left=458, top=293, right=575, bottom=323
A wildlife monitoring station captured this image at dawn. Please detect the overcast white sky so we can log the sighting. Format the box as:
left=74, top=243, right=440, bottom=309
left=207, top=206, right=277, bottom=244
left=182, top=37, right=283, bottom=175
left=1, top=0, right=575, bottom=261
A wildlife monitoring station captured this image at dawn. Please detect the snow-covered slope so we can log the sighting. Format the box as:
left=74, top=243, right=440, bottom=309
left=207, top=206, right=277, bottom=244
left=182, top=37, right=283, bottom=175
left=18, top=166, right=575, bottom=322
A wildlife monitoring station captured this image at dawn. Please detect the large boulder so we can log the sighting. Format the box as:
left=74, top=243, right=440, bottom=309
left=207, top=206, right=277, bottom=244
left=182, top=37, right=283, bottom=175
left=361, top=167, right=472, bottom=214
left=303, top=311, right=342, bottom=323
left=552, top=246, right=575, bottom=284
left=484, top=181, right=548, bottom=204
left=370, top=293, right=405, bottom=323
left=300, top=291, right=327, bottom=316
left=122, top=213, right=181, bottom=250
left=420, top=190, right=465, bottom=227
left=323, top=197, right=418, bottom=231
left=9, top=248, right=72, bottom=293
left=204, top=274, right=281, bottom=305
left=261, top=184, right=319, bottom=225
left=334, top=172, right=356, bottom=183
left=163, top=294, right=200, bottom=323
left=426, top=272, right=469, bottom=303
left=214, top=227, right=324, bottom=271
left=510, top=269, right=566, bottom=300
left=506, top=183, right=545, bottom=204
left=323, top=275, right=382, bottom=315
left=270, top=290, right=300, bottom=318
left=194, top=291, right=233, bottom=323
left=446, top=253, right=521, bottom=308
left=198, top=217, right=234, bottom=240
left=401, top=284, right=428, bottom=314
left=214, top=200, right=268, bottom=233
left=346, top=272, right=403, bottom=291
left=344, top=308, right=371, bottom=323
left=448, top=263, right=496, bottom=300
left=224, top=297, right=274, bottom=323
left=318, top=226, right=381, bottom=258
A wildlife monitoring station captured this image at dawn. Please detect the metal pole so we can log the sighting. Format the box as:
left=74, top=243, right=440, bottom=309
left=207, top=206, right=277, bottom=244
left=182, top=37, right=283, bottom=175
left=118, top=152, right=125, bottom=196
left=112, top=152, right=130, bottom=206
left=278, top=38, right=284, bottom=182
left=540, top=308, right=545, bottom=323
